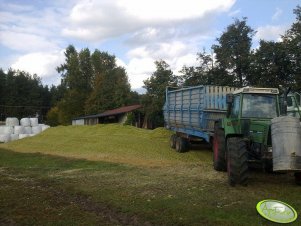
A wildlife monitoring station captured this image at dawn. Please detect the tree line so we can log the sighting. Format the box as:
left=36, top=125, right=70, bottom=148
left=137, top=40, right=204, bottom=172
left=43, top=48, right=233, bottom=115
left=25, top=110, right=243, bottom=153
left=0, top=6, right=300, bottom=127
left=46, top=46, right=140, bottom=125
left=0, top=69, right=51, bottom=121
left=143, top=6, right=301, bottom=127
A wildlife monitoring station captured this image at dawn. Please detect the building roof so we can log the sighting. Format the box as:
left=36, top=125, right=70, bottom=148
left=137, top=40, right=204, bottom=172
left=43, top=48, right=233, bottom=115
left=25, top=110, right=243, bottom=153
left=73, top=104, right=142, bottom=120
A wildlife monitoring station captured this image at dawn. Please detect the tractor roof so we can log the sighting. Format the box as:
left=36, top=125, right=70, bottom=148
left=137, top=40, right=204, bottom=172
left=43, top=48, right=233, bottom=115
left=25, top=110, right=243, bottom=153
left=233, top=87, right=279, bottom=95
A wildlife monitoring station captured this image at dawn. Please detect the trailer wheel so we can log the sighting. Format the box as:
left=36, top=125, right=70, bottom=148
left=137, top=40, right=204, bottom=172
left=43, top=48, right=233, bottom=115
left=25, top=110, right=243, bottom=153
left=227, top=137, right=248, bottom=186
left=175, top=137, right=188, bottom=153
left=213, top=124, right=226, bottom=171
left=170, top=134, right=177, bottom=149
left=294, top=172, right=301, bottom=185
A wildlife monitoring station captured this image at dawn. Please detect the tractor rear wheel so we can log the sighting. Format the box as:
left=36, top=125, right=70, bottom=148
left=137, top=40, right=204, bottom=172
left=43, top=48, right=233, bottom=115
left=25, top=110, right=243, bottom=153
left=227, top=137, right=248, bottom=186
left=175, top=137, right=188, bottom=153
left=213, top=123, right=226, bottom=171
left=170, top=134, right=177, bottom=149
left=294, top=172, right=301, bottom=185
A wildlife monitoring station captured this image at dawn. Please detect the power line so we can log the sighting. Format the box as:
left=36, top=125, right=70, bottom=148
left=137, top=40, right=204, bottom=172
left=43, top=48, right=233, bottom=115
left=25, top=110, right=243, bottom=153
left=0, top=105, right=50, bottom=109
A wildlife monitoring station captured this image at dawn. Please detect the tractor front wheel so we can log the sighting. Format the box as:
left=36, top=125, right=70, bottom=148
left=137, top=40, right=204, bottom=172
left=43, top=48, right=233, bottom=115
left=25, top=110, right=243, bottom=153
left=227, top=137, right=248, bottom=186
left=213, top=123, right=226, bottom=171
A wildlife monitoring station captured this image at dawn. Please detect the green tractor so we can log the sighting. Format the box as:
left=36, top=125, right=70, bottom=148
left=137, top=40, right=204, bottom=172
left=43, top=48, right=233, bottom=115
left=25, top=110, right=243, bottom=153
left=213, top=87, right=301, bottom=186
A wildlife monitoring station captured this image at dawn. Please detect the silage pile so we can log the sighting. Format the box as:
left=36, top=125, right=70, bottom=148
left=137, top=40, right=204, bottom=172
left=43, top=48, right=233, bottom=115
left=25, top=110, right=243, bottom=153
left=0, top=117, right=50, bottom=143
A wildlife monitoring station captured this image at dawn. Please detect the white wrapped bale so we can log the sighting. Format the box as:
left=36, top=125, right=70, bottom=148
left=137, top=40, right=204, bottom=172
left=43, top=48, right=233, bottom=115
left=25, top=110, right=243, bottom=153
left=19, top=134, right=29, bottom=139
left=6, top=118, right=19, bottom=126
left=10, top=134, right=19, bottom=141
left=30, top=118, right=38, bottom=127
left=0, top=134, right=11, bottom=143
left=14, top=126, right=25, bottom=134
left=41, top=125, right=50, bottom=131
left=24, top=126, right=32, bottom=134
left=32, top=125, right=42, bottom=134
left=0, top=126, right=14, bottom=134
left=20, top=118, right=31, bottom=126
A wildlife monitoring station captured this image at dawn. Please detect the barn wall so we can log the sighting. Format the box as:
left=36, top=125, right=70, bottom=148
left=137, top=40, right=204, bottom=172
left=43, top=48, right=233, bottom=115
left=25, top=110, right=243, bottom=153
left=72, top=119, right=85, bottom=125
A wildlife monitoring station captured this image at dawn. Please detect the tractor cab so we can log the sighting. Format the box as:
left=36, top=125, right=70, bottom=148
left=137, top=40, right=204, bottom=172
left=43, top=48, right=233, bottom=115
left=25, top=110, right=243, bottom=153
left=223, top=87, right=279, bottom=138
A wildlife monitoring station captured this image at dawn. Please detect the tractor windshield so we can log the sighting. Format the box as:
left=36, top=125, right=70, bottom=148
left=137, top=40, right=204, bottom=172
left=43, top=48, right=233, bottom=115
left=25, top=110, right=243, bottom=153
left=242, top=94, right=277, bottom=118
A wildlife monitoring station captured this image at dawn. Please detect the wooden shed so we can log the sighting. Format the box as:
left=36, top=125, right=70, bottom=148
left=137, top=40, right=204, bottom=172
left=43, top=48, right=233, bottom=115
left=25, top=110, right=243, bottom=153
left=72, top=105, right=143, bottom=127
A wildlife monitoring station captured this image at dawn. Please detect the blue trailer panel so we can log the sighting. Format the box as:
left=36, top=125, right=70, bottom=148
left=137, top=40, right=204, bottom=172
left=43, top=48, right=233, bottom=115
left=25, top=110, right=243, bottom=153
left=163, top=85, right=238, bottom=142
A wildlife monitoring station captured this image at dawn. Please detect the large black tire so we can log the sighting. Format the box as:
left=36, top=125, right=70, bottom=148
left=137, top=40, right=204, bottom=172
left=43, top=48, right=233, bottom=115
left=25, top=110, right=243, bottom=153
left=294, top=172, right=301, bottom=185
left=175, top=137, right=188, bottom=153
left=213, top=123, right=226, bottom=171
left=227, top=137, right=248, bottom=186
left=170, top=134, right=177, bottom=149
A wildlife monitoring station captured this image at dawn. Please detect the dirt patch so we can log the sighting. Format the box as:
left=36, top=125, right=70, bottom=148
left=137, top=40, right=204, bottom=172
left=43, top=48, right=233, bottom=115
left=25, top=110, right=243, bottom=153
left=1, top=169, right=152, bottom=226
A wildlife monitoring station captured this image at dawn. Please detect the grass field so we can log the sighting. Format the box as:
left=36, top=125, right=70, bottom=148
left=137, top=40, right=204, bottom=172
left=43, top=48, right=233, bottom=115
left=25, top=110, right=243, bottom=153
left=0, top=124, right=300, bottom=225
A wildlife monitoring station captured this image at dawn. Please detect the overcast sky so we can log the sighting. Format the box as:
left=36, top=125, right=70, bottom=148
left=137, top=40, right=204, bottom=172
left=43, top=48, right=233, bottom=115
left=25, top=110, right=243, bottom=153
left=0, top=0, right=299, bottom=92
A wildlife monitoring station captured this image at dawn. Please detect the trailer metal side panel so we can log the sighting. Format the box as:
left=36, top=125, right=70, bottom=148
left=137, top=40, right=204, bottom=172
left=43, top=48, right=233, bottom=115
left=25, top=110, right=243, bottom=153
left=164, top=85, right=238, bottom=141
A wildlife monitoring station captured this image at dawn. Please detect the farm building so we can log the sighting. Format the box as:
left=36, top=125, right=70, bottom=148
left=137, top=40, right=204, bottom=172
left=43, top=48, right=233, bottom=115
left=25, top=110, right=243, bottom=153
left=72, top=105, right=143, bottom=127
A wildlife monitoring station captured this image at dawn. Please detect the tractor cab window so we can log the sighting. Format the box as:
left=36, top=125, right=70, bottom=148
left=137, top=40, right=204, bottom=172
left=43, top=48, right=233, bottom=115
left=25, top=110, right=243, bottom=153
left=231, top=95, right=241, bottom=117
left=242, top=94, right=277, bottom=118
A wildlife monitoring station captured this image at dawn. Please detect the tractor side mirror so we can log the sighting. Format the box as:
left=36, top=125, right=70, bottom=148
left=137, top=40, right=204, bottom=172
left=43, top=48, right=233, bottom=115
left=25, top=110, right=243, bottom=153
left=226, top=94, right=234, bottom=104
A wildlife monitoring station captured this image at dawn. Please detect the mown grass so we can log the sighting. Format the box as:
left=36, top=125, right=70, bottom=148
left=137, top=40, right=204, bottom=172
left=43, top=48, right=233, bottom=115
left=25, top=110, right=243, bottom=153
left=0, top=124, right=301, bottom=225
left=1, top=124, right=207, bottom=167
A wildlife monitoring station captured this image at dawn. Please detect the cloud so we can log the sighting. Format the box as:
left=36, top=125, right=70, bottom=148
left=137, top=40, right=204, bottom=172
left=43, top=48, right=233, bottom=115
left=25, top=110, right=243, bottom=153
left=0, top=1, right=67, bottom=53
left=118, top=0, right=234, bottom=22
left=272, top=8, right=282, bottom=21
left=125, top=52, right=198, bottom=89
left=125, top=57, right=156, bottom=89
left=1, top=0, right=236, bottom=89
left=255, top=25, right=287, bottom=41
left=62, top=0, right=235, bottom=89
left=124, top=41, right=199, bottom=89
left=0, top=31, right=59, bottom=52
left=63, top=0, right=236, bottom=41
left=11, top=51, right=65, bottom=84
left=228, top=9, right=241, bottom=17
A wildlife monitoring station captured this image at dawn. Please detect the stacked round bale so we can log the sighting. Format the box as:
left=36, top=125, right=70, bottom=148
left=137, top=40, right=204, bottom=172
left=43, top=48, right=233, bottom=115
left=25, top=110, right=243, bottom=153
left=0, top=117, right=50, bottom=143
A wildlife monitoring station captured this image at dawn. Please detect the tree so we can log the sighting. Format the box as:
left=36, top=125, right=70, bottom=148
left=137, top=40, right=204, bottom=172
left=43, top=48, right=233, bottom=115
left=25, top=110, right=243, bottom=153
left=0, top=69, right=6, bottom=106
left=143, top=60, right=177, bottom=128
left=78, top=48, right=93, bottom=93
left=56, top=45, right=94, bottom=123
left=85, top=50, right=131, bottom=114
left=0, top=69, right=51, bottom=120
left=46, top=106, right=59, bottom=126
left=180, top=51, right=214, bottom=86
left=212, top=18, right=255, bottom=87
left=249, top=40, right=294, bottom=88
left=57, top=45, right=81, bottom=90
left=282, top=5, right=301, bottom=90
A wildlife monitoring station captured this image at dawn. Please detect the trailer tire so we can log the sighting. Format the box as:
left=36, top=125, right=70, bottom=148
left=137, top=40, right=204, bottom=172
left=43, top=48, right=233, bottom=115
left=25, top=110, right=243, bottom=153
left=227, top=137, right=248, bottom=186
left=175, top=137, right=188, bottom=153
left=170, top=134, right=177, bottom=149
left=213, top=124, right=226, bottom=171
left=294, top=172, right=301, bottom=185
